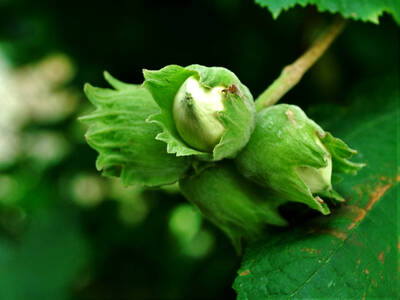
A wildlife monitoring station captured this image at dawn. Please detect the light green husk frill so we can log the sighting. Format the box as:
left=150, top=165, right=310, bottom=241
left=143, top=64, right=256, bottom=162
left=80, top=72, right=190, bottom=187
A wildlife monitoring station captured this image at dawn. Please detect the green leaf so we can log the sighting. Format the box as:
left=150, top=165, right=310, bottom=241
left=143, top=64, right=256, bottom=161
left=80, top=72, right=191, bottom=187
left=255, top=0, right=400, bottom=25
left=233, top=80, right=399, bottom=299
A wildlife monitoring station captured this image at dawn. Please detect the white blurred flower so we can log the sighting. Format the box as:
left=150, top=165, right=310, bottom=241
left=0, top=53, right=79, bottom=166
left=71, top=173, right=106, bottom=207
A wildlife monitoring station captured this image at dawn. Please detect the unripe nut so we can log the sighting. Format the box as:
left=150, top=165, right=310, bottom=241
left=173, top=76, right=226, bottom=152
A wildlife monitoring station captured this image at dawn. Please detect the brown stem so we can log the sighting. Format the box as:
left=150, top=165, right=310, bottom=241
left=255, top=17, right=347, bottom=111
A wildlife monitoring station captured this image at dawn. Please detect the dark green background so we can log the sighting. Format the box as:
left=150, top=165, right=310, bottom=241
left=0, top=0, right=397, bottom=299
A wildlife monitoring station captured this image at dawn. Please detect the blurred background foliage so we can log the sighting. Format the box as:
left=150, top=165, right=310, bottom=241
left=0, top=0, right=397, bottom=299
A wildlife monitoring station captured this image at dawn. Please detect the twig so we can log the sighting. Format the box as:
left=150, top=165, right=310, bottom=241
left=254, top=17, right=347, bottom=111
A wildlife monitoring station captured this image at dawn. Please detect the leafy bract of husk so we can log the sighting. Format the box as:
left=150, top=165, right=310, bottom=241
left=235, top=104, right=364, bottom=215
left=143, top=64, right=256, bottom=161
left=80, top=72, right=191, bottom=187
left=319, top=131, right=365, bottom=175
left=179, top=162, right=287, bottom=253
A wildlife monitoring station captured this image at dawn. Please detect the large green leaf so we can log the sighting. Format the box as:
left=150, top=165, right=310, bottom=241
left=233, top=79, right=399, bottom=299
left=255, top=0, right=400, bottom=24
left=80, top=72, right=191, bottom=187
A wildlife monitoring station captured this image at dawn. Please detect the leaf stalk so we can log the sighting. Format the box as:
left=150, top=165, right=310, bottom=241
left=255, top=17, right=347, bottom=111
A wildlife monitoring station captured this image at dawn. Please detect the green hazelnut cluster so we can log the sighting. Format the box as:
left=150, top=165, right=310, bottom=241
left=82, top=65, right=364, bottom=252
